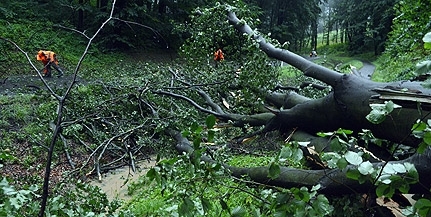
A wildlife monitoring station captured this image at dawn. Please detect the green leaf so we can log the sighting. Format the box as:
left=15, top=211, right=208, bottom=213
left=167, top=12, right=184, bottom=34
left=317, top=132, right=333, bottom=137
left=336, top=157, right=348, bottom=169
left=219, top=199, right=229, bottom=210
left=344, top=151, right=363, bottom=166
left=358, top=161, right=373, bottom=175
left=415, top=198, right=431, bottom=216
left=279, top=146, right=292, bottom=159
left=424, top=131, right=431, bottom=145
left=379, top=174, right=392, bottom=184
left=367, top=101, right=400, bottom=124
left=398, top=182, right=410, bottom=194
left=201, top=197, right=212, bottom=214
left=336, top=128, right=353, bottom=135
left=366, top=109, right=386, bottom=124
left=146, top=168, right=157, bottom=180
left=423, top=32, right=431, bottom=43
left=205, top=115, right=216, bottom=129
left=329, top=139, right=343, bottom=152
left=418, top=142, right=428, bottom=154
left=423, top=32, right=431, bottom=49
left=207, top=130, right=215, bottom=143
left=384, top=101, right=400, bottom=112
left=416, top=61, right=431, bottom=75
left=268, top=162, right=281, bottom=179
left=391, top=163, right=406, bottom=173
left=232, top=206, right=247, bottom=217
left=415, top=198, right=431, bottom=209
left=292, top=148, right=303, bottom=162
left=376, top=184, right=394, bottom=197
left=179, top=197, right=194, bottom=217
left=412, top=121, right=427, bottom=132
left=311, top=184, right=321, bottom=191
left=383, top=164, right=396, bottom=174
left=346, top=169, right=361, bottom=180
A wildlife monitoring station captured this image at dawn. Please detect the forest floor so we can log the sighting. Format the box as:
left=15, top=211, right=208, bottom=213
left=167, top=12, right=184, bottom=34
left=0, top=56, right=376, bottom=200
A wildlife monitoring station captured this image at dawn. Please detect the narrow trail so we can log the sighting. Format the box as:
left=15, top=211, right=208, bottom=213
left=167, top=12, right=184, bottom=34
left=0, top=74, right=84, bottom=96
left=358, top=61, right=376, bottom=78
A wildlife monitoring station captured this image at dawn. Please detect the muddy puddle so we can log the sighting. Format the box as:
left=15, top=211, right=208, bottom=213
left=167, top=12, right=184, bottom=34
left=89, top=156, right=157, bottom=201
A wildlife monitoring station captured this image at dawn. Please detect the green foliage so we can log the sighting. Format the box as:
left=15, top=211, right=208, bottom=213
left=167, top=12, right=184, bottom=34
left=366, top=101, right=401, bottom=124
left=177, top=1, right=260, bottom=63
left=126, top=119, right=332, bottom=216
left=330, top=195, right=365, bottom=217
left=385, top=0, right=431, bottom=56
left=266, top=141, right=307, bottom=179
left=131, top=154, right=333, bottom=216
left=0, top=177, right=39, bottom=216
left=318, top=128, right=422, bottom=215
left=331, top=0, right=396, bottom=54
left=372, top=52, right=418, bottom=81
left=0, top=177, right=131, bottom=216
left=423, top=32, right=431, bottom=50
left=412, top=119, right=431, bottom=154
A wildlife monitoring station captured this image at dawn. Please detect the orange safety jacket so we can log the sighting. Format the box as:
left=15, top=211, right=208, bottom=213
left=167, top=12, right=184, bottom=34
left=214, top=49, right=224, bottom=61
left=36, top=50, right=59, bottom=65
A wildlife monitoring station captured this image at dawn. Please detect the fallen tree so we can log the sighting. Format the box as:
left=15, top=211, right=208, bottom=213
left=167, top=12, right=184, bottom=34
left=158, top=10, right=431, bottom=215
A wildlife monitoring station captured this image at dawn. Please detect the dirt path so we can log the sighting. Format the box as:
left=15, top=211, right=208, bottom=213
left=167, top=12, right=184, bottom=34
left=0, top=74, right=85, bottom=96
left=358, top=61, right=376, bottom=78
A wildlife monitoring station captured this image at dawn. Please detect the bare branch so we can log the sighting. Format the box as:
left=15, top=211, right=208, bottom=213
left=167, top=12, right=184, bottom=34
left=226, top=11, right=344, bottom=86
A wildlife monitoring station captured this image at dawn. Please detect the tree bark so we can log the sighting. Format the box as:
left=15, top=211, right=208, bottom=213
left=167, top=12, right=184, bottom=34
left=171, top=129, right=431, bottom=195
left=227, top=11, right=431, bottom=148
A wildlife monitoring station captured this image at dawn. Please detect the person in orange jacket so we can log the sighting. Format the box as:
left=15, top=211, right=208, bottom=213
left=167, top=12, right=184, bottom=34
left=214, top=48, right=224, bottom=68
left=36, top=50, right=64, bottom=77
left=214, top=48, right=224, bottom=62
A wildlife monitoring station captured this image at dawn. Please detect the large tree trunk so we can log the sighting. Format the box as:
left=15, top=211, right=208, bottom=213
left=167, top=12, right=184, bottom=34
left=227, top=11, right=431, bottom=148
left=159, top=11, right=431, bottom=208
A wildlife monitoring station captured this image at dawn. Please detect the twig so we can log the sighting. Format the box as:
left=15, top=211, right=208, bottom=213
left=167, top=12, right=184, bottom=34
left=60, top=134, right=75, bottom=169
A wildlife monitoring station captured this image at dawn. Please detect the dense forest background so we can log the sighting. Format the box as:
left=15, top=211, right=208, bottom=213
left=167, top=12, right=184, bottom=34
left=1, top=0, right=416, bottom=56
left=1, top=0, right=431, bottom=216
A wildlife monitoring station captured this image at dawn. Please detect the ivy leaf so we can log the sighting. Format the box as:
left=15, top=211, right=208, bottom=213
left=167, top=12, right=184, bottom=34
left=344, top=151, right=363, bottom=166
